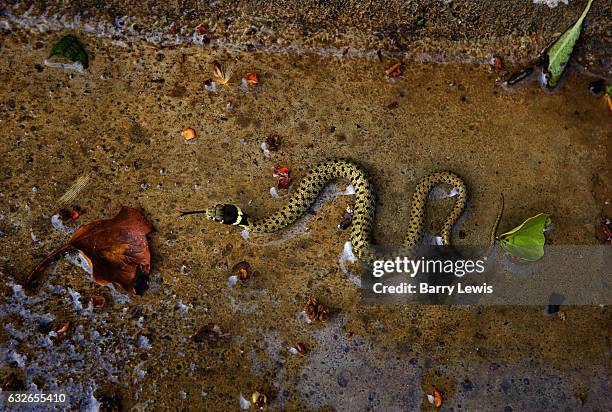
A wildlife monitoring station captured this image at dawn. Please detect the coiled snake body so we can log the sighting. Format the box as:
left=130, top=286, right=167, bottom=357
left=182, top=160, right=482, bottom=260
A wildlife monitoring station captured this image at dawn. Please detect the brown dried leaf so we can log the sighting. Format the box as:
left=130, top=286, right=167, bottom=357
left=245, top=71, right=259, bottom=86
left=26, top=207, right=154, bottom=293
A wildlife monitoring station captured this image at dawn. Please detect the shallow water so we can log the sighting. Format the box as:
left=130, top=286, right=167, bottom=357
left=0, top=27, right=610, bottom=411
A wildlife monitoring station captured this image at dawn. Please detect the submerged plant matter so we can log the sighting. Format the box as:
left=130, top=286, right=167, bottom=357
left=49, top=35, right=89, bottom=69
left=540, top=0, right=594, bottom=89
left=26, top=207, right=154, bottom=293
left=499, top=213, right=552, bottom=261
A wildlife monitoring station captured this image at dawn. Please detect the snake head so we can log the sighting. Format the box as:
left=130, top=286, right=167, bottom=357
left=205, top=204, right=247, bottom=226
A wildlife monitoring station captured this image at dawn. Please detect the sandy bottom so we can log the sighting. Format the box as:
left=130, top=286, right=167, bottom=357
left=0, top=32, right=610, bottom=410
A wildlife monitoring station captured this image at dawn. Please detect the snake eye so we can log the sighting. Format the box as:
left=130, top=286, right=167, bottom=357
left=219, top=204, right=240, bottom=225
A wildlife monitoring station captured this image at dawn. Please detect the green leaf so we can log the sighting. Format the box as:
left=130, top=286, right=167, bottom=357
left=50, top=35, right=89, bottom=69
left=543, top=0, right=593, bottom=89
left=606, top=84, right=612, bottom=96
left=499, top=213, right=551, bottom=261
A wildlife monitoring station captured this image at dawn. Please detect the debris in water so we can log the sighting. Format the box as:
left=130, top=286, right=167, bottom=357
left=261, top=135, right=280, bottom=159
left=540, top=0, right=594, bottom=90
left=182, top=127, right=197, bottom=141
left=232, top=261, right=251, bottom=282
left=203, top=79, right=217, bottom=93
left=499, top=213, right=551, bottom=261
left=70, top=209, right=81, bottom=220
left=501, top=67, right=535, bottom=88
left=588, top=79, right=605, bottom=97
left=415, top=17, right=426, bottom=28
left=338, top=202, right=355, bottom=230
left=273, top=166, right=291, bottom=189
left=245, top=71, right=259, bottom=86
left=296, top=342, right=307, bottom=356
left=56, top=321, right=70, bottom=335
left=491, top=55, right=503, bottom=71
left=91, top=295, right=106, bottom=309
left=26, top=207, right=154, bottom=293
left=58, top=173, right=90, bottom=207
left=385, top=62, right=402, bottom=78
left=427, top=387, right=443, bottom=408
left=48, top=35, right=89, bottom=69
left=251, top=391, right=268, bottom=409
left=192, top=323, right=230, bottom=343
left=264, top=135, right=281, bottom=152
left=303, top=297, right=328, bottom=323
left=212, top=60, right=232, bottom=86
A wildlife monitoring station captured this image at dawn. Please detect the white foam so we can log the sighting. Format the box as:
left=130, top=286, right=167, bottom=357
left=136, top=335, right=151, bottom=350
left=429, top=185, right=458, bottom=200
left=338, top=241, right=357, bottom=273
left=239, top=394, right=251, bottom=409
left=227, top=275, right=238, bottom=288
left=298, top=311, right=313, bottom=324
left=51, top=214, right=75, bottom=234
left=176, top=300, right=191, bottom=316
left=43, top=59, right=86, bottom=73
left=65, top=250, right=93, bottom=275
left=532, top=0, right=569, bottom=8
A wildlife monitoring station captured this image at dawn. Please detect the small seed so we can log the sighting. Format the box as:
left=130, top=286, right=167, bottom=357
left=182, top=127, right=197, bottom=141
left=245, top=72, right=259, bottom=86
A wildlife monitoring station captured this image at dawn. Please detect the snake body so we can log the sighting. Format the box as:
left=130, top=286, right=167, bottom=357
left=183, top=160, right=470, bottom=260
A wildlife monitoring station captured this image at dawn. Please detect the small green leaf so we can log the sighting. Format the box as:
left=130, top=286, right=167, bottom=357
left=606, top=84, right=612, bottom=96
left=499, top=213, right=551, bottom=261
left=415, top=18, right=426, bottom=27
left=50, top=35, right=89, bottom=69
left=543, top=0, right=593, bottom=89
